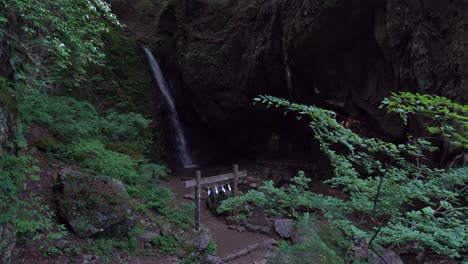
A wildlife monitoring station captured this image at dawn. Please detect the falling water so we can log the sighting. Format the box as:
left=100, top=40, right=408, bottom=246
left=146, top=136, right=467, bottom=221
left=143, top=47, right=194, bottom=168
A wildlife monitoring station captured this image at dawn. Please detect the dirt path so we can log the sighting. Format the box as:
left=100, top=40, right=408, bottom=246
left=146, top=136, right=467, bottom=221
left=164, top=177, right=273, bottom=263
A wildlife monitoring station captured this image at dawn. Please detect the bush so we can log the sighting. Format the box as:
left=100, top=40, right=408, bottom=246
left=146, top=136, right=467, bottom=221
left=232, top=95, right=468, bottom=259
left=61, top=140, right=140, bottom=183
left=20, top=93, right=101, bottom=141
left=0, top=151, right=57, bottom=236
left=151, top=235, right=177, bottom=255
left=140, top=163, right=170, bottom=181
left=87, top=237, right=138, bottom=263
left=20, top=92, right=151, bottom=149
left=204, top=240, right=217, bottom=256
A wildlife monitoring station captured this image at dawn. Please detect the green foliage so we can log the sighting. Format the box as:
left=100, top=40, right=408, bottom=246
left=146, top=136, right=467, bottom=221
left=151, top=235, right=177, bottom=254
left=269, top=214, right=348, bottom=264
left=0, top=150, right=61, bottom=241
left=20, top=92, right=151, bottom=148
left=244, top=95, right=468, bottom=258
left=42, top=246, right=61, bottom=257
left=20, top=92, right=102, bottom=140
left=20, top=91, right=157, bottom=184
left=204, top=240, right=217, bottom=256
left=161, top=203, right=195, bottom=230
left=219, top=171, right=328, bottom=218
left=140, top=163, right=170, bottom=181
left=146, top=187, right=174, bottom=211
left=61, top=140, right=139, bottom=182
left=87, top=236, right=138, bottom=263
left=46, top=224, right=68, bottom=241
left=1, top=1, right=181, bottom=260
left=0, top=151, right=54, bottom=233
left=101, top=112, right=151, bottom=146
left=0, top=152, right=32, bottom=225
left=0, top=0, right=120, bottom=81
left=14, top=195, right=54, bottom=234
left=381, top=92, right=468, bottom=149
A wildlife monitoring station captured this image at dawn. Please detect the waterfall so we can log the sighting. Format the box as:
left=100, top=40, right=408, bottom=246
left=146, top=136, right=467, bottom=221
left=143, top=47, right=194, bottom=168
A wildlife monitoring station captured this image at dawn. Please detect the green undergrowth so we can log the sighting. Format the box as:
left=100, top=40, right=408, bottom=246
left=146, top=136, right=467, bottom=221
left=269, top=214, right=349, bottom=264
left=1, top=0, right=185, bottom=260
left=17, top=91, right=196, bottom=259
left=151, top=235, right=178, bottom=255
left=0, top=150, right=53, bottom=234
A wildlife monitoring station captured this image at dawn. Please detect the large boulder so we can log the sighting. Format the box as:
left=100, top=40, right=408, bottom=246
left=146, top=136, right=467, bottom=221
left=57, top=169, right=134, bottom=238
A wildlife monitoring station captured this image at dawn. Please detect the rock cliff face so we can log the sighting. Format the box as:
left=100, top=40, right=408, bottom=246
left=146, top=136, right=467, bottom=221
left=0, top=34, right=18, bottom=264
left=152, top=0, right=468, bottom=160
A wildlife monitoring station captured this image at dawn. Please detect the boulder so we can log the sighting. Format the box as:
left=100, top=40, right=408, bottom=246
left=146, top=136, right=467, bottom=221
left=248, top=206, right=268, bottom=226
left=274, top=219, right=294, bottom=239
left=0, top=223, right=16, bottom=264
left=369, top=250, right=404, bottom=264
left=176, top=226, right=212, bottom=257
left=57, top=169, right=134, bottom=238
left=192, top=228, right=212, bottom=251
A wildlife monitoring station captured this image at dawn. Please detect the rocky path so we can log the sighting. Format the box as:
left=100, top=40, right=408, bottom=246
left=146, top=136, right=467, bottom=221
left=164, top=178, right=274, bottom=263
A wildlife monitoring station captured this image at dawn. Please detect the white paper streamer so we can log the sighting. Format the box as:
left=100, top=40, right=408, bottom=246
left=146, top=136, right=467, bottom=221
left=227, top=184, right=232, bottom=192
left=207, top=187, right=211, bottom=196
left=221, top=185, right=226, bottom=193
left=214, top=185, right=219, bottom=194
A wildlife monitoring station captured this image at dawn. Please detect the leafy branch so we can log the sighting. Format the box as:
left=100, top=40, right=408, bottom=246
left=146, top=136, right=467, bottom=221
left=381, top=92, right=468, bottom=149
left=242, top=95, right=468, bottom=258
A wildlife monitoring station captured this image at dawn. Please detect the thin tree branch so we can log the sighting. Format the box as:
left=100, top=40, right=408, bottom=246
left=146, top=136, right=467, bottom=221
left=369, top=172, right=385, bottom=247
left=0, top=28, right=28, bottom=50
left=434, top=184, right=468, bottom=214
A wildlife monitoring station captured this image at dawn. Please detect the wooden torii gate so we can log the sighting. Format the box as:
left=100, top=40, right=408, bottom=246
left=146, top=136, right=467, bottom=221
left=185, top=164, right=248, bottom=231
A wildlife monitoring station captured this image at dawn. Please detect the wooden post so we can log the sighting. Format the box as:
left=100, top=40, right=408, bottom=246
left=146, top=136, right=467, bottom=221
left=195, top=170, right=201, bottom=231
left=233, top=164, right=239, bottom=197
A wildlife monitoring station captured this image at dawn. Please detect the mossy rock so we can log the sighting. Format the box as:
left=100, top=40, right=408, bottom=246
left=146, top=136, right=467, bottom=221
left=57, top=169, right=134, bottom=238
left=174, top=226, right=212, bottom=258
